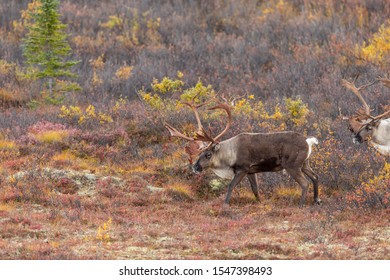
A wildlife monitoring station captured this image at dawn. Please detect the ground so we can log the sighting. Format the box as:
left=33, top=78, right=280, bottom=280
left=1, top=178, right=388, bottom=260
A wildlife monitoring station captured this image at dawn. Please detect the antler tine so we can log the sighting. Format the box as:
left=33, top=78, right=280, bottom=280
left=164, top=92, right=211, bottom=142
left=208, top=103, right=232, bottom=142
left=377, top=76, right=390, bottom=88
left=359, top=79, right=378, bottom=91
left=181, top=102, right=200, bottom=129
left=164, top=122, right=194, bottom=141
left=194, top=127, right=214, bottom=142
left=234, top=92, right=248, bottom=102
left=218, top=92, right=247, bottom=106
left=341, top=77, right=375, bottom=116
left=372, top=109, right=390, bottom=120
left=182, top=94, right=217, bottom=135
left=181, top=101, right=207, bottom=134
left=197, top=130, right=215, bottom=153
left=220, top=93, right=228, bottom=104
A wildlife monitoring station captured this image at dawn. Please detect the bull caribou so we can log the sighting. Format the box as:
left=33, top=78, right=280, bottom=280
left=164, top=97, right=320, bottom=208
left=341, top=76, right=390, bottom=155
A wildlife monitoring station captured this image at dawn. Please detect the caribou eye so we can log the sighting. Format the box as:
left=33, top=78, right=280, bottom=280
left=205, top=152, right=212, bottom=159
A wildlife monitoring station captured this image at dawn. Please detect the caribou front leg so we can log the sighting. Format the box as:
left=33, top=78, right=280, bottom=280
left=223, top=170, right=247, bottom=208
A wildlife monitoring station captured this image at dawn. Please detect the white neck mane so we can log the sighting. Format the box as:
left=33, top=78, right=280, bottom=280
left=370, top=141, right=390, bottom=156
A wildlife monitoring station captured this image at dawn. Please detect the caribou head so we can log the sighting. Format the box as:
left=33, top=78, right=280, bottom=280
left=341, top=76, right=390, bottom=155
left=163, top=93, right=232, bottom=164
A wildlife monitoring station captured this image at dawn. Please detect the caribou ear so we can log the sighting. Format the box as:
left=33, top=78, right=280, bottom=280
left=213, top=143, right=221, bottom=152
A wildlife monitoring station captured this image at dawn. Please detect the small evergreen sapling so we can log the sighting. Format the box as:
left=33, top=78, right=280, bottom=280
left=22, top=0, right=80, bottom=100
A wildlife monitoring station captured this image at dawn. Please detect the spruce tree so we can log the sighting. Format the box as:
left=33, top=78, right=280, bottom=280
left=23, top=0, right=79, bottom=98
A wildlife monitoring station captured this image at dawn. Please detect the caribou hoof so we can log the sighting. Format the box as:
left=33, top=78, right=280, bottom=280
left=314, top=199, right=322, bottom=205
left=222, top=203, right=230, bottom=212
left=220, top=203, right=233, bottom=216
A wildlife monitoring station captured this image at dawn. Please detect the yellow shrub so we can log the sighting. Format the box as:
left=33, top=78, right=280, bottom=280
left=100, top=15, right=123, bottom=29
left=0, top=203, right=14, bottom=212
left=152, top=76, right=184, bottom=94
left=115, top=65, right=133, bottom=80
left=11, top=0, right=41, bottom=34
left=96, top=217, right=112, bottom=243
left=85, top=105, right=96, bottom=118
left=346, top=163, right=390, bottom=208
left=275, top=187, right=301, bottom=199
left=90, top=55, right=105, bottom=70
left=98, top=112, right=113, bottom=124
left=0, top=88, right=16, bottom=103
left=60, top=105, right=113, bottom=125
left=112, top=97, right=127, bottom=113
left=234, top=98, right=254, bottom=115
left=357, top=20, right=390, bottom=67
left=139, top=91, right=167, bottom=110
left=284, top=97, right=309, bottom=126
left=271, top=105, right=285, bottom=120
left=60, top=105, right=83, bottom=119
left=180, top=79, right=215, bottom=103
left=167, top=182, right=194, bottom=201
left=0, top=60, right=15, bottom=75
left=34, top=130, right=69, bottom=144
left=0, top=139, right=17, bottom=151
left=52, top=151, right=77, bottom=162
left=258, top=0, right=296, bottom=22
left=168, top=182, right=192, bottom=195
left=91, top=71, right=103, bottom=87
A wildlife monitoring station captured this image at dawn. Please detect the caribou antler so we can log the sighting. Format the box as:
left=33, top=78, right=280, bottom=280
left=377, top=76, right=390, bottom=88
left=220, top=92, right=247, bottom=106
left=342, top=75, right=390, bottom=121
left=192, top=103, right=232, bottom=143
left=208, top=103, right=232, bottom=142
left=372, top=109, right=390, bottom=120
left=163, top=122, right=194, bottom=141
left=373, top=76, right=390, bottom=120
left=164, top=96, right=232, bottom=144
left=164, top=92, right=211, bottom=142
left=164, top=99, right=232, bottom=161
left=341, top=76, right=377, bottom=116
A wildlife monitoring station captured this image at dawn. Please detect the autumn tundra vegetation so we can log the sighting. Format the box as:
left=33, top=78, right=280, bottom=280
left=0, top=0, right=389, bottom=260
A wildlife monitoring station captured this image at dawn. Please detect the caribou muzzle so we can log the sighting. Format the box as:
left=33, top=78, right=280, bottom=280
left=353, top=134, right=363, bottom=144
left=192, top=162, right=203, bottom=173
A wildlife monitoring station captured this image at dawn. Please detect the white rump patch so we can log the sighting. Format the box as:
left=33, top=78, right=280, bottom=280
left=306, top=137, right=319, bottom=159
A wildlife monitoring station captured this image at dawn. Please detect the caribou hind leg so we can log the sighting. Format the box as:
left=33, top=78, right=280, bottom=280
left=302, top=161, right=321, bottom=204
left=247, top=174, right=269, bottom=200
left=247, top=174, right=261, bottom=202
left=285, top=168, right=310, bottom=206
